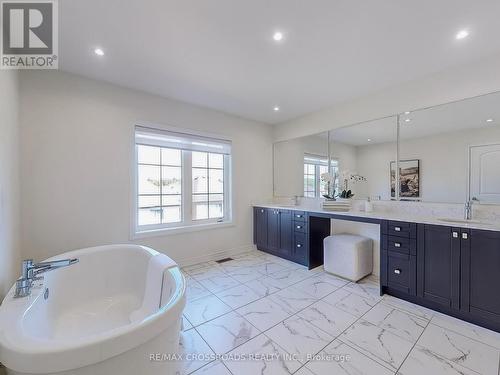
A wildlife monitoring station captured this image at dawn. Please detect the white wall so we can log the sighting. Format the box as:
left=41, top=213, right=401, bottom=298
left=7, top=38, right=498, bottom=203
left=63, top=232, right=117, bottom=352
left=0, top=71, right=21, bottom=299
left=274, top=53, right=500, bottom=141
left=19, top=71, right=273, bottom=265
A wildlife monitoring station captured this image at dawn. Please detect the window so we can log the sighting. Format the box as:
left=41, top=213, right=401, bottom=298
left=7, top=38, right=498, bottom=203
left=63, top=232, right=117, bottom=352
left=303, top=154, right=338, bottom=198
left=134, top=126, right=232, bottom=235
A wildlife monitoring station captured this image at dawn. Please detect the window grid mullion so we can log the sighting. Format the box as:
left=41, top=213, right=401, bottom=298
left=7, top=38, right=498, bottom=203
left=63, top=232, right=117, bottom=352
left=136, top=138, right=231, bottom=232
left=159, top=146, right=163, bottom=223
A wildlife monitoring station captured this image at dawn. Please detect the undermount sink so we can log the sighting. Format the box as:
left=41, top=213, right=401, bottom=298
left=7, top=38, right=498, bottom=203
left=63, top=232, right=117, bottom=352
left=437, top=218, right=487, bottom=225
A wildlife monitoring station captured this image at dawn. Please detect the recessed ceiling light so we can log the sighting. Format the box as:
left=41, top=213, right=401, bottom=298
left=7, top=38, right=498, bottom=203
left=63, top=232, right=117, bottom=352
left=404, top=111, right=411, bottom=115
left=273, top=32, right=284, bottom=41
left=405, top=118, right=411, bottom=123
left=94, top=48, right=105, bottom=56
left=486, top=118, right=494, bottom=123
left=367, top=138, right=372, bottom=142
left=456, top=29, right=469, bottom=40
left=273, top=106, right=280, bottom=112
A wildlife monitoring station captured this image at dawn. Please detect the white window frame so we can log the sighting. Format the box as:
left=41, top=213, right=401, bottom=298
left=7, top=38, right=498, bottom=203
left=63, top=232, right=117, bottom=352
left=303, top=154, right=338, bottom=198
left=131, top=123, right=233, bottom=239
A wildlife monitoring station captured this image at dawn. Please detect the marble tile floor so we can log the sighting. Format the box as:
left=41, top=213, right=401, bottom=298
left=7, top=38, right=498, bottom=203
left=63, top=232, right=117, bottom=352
left=175, top=250, right=500, bottom=375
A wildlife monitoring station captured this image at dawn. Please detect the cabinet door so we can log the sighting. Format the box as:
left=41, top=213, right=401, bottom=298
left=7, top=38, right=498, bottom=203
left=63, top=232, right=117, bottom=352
left=278, top=210, right=292, bottom=256
left=267, top=209, right=280, bottom=251
left=417, top=224, right=460, bottom=309
left=462, top=229, right=500, bottom=323
left=254, top=207, right=268, bottom=248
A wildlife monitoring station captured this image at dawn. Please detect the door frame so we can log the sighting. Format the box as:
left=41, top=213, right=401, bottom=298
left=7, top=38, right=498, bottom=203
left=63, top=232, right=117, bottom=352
left=467, top=142, right=500, bottom=203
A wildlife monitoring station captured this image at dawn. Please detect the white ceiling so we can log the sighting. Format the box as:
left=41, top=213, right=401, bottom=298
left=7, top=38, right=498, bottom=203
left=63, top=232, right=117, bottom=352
left=60, top=0, right=500, bottom=124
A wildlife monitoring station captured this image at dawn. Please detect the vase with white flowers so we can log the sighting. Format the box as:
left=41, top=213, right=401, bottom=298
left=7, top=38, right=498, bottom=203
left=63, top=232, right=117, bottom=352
left=320, top=172, right=336, bottom=200
left=338, top=170, right=367, bottom=200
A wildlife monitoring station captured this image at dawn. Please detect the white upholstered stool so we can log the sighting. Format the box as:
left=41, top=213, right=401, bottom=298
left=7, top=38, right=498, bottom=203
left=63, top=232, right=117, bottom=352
left=323, top=234, right=373, bottom=282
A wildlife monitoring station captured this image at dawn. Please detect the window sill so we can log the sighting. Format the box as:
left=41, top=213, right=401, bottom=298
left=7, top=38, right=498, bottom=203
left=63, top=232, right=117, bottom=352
left=132, top=221, right=235, bottom=240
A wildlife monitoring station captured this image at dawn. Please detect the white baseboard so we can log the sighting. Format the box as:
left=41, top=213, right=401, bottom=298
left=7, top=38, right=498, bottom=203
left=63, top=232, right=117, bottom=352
left=176, top=244, right=258, bottom=267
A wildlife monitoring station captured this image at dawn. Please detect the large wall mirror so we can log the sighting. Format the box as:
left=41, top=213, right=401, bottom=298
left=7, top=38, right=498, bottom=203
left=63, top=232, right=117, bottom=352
left=399, top=91, right=500, bottom=204
left=273, top=90, right=500, bottom=205
left=328, top=117, right=397, bottom=201
left=273, top=132, right=329, bottom=198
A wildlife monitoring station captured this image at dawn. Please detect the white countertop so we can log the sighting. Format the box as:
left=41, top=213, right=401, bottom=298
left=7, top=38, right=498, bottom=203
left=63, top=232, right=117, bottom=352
left=253, top=203, right=500, bottom=232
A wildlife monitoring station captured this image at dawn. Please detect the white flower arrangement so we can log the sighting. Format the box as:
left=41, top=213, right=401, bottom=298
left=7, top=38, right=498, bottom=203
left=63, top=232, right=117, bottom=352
left=339, top=170, right=367, bottom=199
left=320, top=172, right=333, bottom=183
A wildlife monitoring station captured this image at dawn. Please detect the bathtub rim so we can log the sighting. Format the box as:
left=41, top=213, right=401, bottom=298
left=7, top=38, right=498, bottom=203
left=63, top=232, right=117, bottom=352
left=0, top=244, right=186, bottom=374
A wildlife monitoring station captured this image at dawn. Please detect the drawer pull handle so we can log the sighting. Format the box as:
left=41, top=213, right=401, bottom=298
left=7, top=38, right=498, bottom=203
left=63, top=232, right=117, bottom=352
left=296, top=214, right=303, bottom=218
left=296, top=225, right=302, bottom=229
left=394, top=242, right=401, bottom=248
left=462, top=233, right=468, bottom=240
left=452, top=232, right=459, bottom=238
left=261, top=209, right=264, bottom=213
left=394, top=269, right=401, bottom=275
left=394, top=227, right=401, bottom=232
left=296, top=244, right=302, bottom=248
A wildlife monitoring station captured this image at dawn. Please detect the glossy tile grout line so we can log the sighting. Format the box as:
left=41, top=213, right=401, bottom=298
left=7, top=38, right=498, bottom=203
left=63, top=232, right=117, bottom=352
left=185, top=252, right=435, bottom=374
left=393, top=314, right=432, bottom=374
left=179, top=250, right=500, bottom=375
left=181, top=251, right=382, bottom=374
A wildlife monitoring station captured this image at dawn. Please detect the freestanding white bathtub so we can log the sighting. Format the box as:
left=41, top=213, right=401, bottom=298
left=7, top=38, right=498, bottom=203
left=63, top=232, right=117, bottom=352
left=0, top=244, right=186, bottom=375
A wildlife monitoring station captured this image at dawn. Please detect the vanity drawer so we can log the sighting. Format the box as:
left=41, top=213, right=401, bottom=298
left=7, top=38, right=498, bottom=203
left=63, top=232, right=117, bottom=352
left=293, top=221, right=307, bottom=233
left=387, top=235, right=410, bottom=254
left=294, top=233, right=307, bottom=250
left=387, top=252, right=416, bottom=294
left=386, top=221, right=416, bottom=238
left=293, top=211, right=306, bottom=221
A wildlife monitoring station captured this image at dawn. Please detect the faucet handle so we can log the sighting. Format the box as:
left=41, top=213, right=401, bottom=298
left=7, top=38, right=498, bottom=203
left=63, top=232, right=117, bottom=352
left=14, top=278, right=33, bottom=298
left=21, top=259, right=34, bottom=279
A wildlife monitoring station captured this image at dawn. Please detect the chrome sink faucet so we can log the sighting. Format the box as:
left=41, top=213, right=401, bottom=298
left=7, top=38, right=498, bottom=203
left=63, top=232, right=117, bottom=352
left=14, top=258, right=79, bottom=298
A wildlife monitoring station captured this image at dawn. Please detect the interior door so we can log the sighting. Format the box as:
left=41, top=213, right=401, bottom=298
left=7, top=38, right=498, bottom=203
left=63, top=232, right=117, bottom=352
left=470, top=144, right=500, bottom=203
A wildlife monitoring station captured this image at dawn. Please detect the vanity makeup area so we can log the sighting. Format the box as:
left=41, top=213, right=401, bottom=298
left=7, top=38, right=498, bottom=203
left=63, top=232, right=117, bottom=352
left=254, top=91, right=500, bottom=332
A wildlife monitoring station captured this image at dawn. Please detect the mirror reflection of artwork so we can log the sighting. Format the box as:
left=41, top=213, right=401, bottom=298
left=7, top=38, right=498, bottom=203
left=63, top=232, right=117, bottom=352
left=390, top=160, right=420, bottom=199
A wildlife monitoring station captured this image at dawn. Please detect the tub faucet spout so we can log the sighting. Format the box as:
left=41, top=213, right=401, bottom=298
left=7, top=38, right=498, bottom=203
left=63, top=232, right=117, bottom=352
left=14, top=258, right=79, bottom=298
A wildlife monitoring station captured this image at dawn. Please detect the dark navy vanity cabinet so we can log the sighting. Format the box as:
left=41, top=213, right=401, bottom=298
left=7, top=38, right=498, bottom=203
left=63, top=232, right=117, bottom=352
left=254, top=206, right=500, bottom=332
left=253, top=207, right=309, bottom=265
left=382, top=221, right=500, bottom=332
left=461, top=229, right=500, bottom=324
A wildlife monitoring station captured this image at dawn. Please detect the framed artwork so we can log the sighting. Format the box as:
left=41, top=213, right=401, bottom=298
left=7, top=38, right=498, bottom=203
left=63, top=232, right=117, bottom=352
left=391, top=159, right=420, bottom=199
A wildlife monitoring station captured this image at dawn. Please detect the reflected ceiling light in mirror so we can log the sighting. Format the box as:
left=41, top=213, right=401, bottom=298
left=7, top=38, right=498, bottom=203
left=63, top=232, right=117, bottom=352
left=94, top=48, right=105, bottom=56
left=456, top=29, right=469, bottom=40
left=404, top=111, right=411, bottom=115
left=367, top=138, right=372, bottom=142
left=404, top=118, right=412, bottom=123
left=486, top=118, right=494, bottom=123
left=273, top=31, right=284, bottom=42
left=273, top=106, right=280, bottom=112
